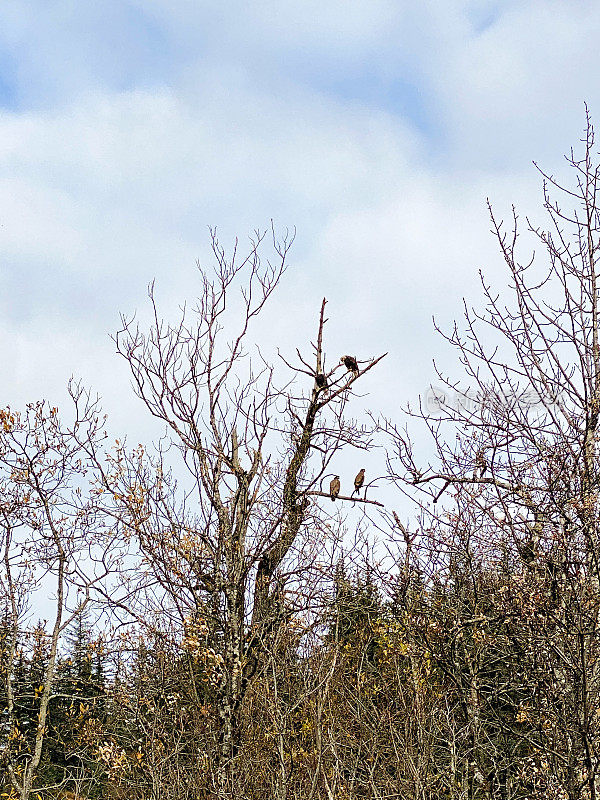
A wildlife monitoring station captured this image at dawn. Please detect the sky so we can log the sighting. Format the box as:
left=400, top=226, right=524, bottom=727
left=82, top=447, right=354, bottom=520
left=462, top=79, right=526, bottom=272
left=1, top=0, right=600, bottom=500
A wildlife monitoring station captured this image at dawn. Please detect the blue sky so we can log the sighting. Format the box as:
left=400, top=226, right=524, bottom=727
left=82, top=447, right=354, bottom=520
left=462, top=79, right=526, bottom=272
left=0, top=0, right=599, bottom=454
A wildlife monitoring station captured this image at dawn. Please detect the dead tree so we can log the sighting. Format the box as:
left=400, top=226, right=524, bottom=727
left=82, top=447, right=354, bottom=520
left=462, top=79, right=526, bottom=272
left=95, top=228, right=385, bottom=788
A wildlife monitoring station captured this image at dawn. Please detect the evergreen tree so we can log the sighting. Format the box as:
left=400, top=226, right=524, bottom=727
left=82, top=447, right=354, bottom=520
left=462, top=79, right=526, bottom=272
left=45, top=609, right=108, bottom=797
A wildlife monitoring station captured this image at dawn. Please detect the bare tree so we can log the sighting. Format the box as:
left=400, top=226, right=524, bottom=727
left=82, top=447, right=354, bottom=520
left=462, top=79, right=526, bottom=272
left=0, top=389, right=115, bottom=800
left=384, top=112, right=600, bottom=798
left=91, top=228, right=385, bottom=793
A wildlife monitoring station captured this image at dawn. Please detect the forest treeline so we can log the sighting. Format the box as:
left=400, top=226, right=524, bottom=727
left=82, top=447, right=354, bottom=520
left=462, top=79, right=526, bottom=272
left=2, top=557, right=585, bottom=800
left=3, top=121, right=600, bottom=800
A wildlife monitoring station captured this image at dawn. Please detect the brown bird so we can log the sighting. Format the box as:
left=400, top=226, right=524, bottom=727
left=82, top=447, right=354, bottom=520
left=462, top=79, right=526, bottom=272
left=475, top=449, right=487, bottom=478
left=353, top=468, right=365, bottom=496
left=330, top=475, right=341, bottom=501
left=315, top=373, right=328, bottom=390
left=340, top=355, right=359, bottom=375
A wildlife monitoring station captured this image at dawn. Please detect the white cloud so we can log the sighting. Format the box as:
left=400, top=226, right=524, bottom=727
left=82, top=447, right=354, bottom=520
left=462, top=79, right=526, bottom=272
left=0, top=0, right=597, bottom=471
left=433, top=1, right=600, bottom=165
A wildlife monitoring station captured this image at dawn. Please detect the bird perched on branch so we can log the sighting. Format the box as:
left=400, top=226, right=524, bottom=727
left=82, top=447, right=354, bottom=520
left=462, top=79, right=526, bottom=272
left=330, top=475, right=341, bottom=501
left=340, top=355, right=359, bottom=376
left=475, top=449, right=487, bottom=479
left=315, top=373, right=328, bottom=390
left=352, top=468, right=365, bottom=497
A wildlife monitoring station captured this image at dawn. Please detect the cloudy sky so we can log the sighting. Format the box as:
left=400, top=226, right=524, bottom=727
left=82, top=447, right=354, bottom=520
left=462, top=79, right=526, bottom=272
left=1, top=0, right=599, bottom=460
